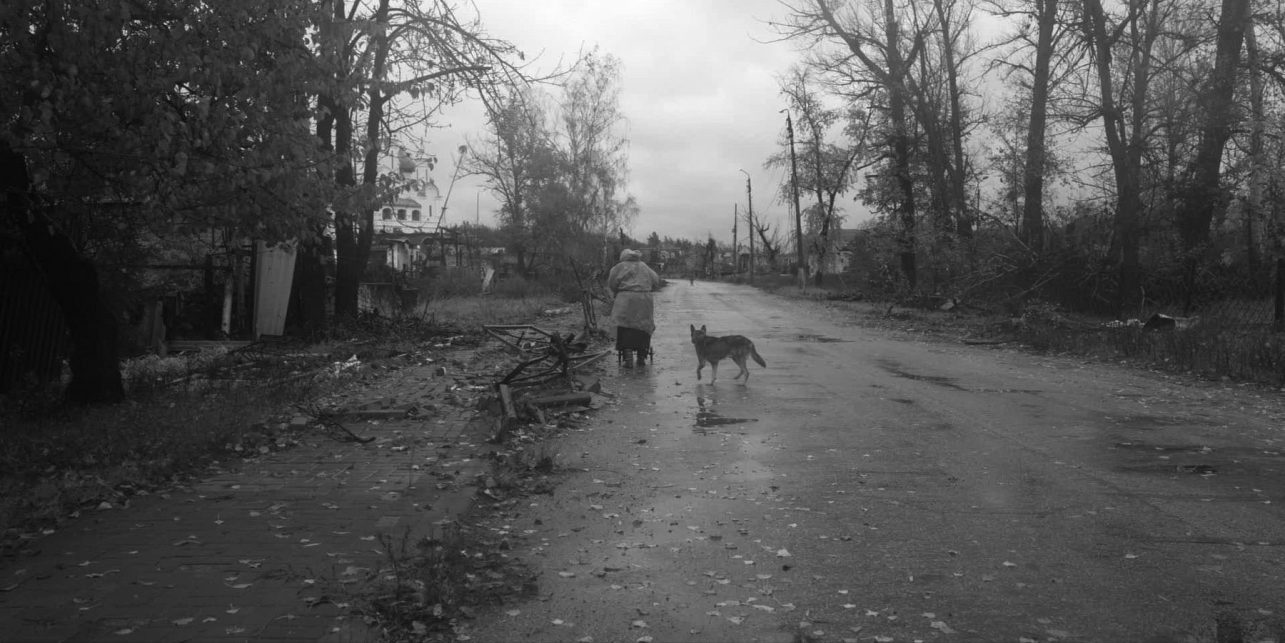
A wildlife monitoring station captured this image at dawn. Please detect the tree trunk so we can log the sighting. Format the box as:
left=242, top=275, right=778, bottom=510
left=812, top=0, right=918, bottom=289
left=1021, top=0, right=1057, bottom=253
left=290, top=108, right=336, bottom=334
left=1244, top=16, right=1268, bottom=271
left=1084, top=0, right=1154, bottom=318
left=2, top=141, right=123, bottom=404
left=288, top=233, right=329, bottom=336
left=934, top=0, right=972, bottom=240
left=884, top=0, right=917, bottom=290
left=329, top=0, right=392, bottom=320
left=811, top=124, right=828, bottom=286
left=1176, top=0, right=1250, bottom=252
left=332, top=103, right=362, bottom=320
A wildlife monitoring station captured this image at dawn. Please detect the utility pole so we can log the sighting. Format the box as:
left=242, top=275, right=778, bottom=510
left=732, top=203, right=739, bottom=274
left=740, top=169, right=755, bottom=283
left=785, top=112, right=805, bottom=289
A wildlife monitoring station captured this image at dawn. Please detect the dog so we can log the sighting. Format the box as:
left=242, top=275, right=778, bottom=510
left=689, top=324, right=767, bottom=383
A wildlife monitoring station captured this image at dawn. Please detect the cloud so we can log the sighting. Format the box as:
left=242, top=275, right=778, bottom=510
left=428, top=0, right=863, bottom=243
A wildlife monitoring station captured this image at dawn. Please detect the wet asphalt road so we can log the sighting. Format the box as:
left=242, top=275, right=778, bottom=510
left=462, top=279, right=1285, bottom=643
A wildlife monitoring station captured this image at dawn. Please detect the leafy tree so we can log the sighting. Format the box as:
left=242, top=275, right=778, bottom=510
left=468, top=49, right=635, bottom=274
left=559, top=51, right=636, bottom=251
left=464, top=85, right=561, bottom=274
left=1, top=0, right=331, bottom=403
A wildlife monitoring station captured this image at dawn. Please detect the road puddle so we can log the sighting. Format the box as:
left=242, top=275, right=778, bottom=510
left=695, top=409, right=757, bottom=428
left=693, top=395, right=758, bottom=431
left=876, top=358, right=968, bottom=390
left=794, top=333, right=847, bottom=343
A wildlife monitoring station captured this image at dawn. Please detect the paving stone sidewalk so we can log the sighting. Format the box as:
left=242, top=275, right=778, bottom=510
left=0, top=361, right=501, bottom=643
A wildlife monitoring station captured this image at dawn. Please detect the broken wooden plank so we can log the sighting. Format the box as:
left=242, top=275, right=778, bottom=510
left=490, top=384, right=520, bottom=443
left=529, top=392, right=593, bottom=408
left=498, top=384, right=518, bottom=419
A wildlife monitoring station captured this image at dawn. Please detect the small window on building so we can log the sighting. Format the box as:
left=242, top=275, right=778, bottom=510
left=397, top=208, right=407, bottom=221
left=382, top=207, right=393, bottom=220
left=411, top=209, right=421, bottom=221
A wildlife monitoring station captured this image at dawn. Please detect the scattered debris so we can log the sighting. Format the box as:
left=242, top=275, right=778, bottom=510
left=1142, top=313, right=1200, bottom=331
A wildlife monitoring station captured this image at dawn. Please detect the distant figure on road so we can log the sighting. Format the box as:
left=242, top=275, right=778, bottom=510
left=607, top=249, right=662, bottom=367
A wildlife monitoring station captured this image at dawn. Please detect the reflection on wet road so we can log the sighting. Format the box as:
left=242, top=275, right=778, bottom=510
left=694, top=395, right=758, bottom=431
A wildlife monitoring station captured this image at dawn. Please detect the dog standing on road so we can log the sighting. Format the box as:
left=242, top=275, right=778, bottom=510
left=690, top=324, right=767, bottom=383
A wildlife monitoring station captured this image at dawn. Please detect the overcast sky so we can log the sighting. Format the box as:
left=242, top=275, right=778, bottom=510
left=428, top=0, right=869, bottom=245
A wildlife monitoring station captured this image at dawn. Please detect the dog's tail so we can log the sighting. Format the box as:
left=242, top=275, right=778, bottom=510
left=750, top=344, right=766, bottom=368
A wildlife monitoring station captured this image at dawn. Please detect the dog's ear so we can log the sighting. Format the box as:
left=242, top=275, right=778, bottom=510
left=690, top=324, right=695, bottom=332
left=700, top=325, right=707, bottom=332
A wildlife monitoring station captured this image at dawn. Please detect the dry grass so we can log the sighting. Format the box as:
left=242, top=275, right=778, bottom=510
left=418, top=294, right=561, bottom=329
left=763, top=281, right=1285, bottom=387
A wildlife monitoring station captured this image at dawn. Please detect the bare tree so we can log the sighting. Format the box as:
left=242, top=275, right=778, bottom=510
left=773, top=68, right=871, bottom=285
left=779, top=0, right=930, bottom=289
left=753, top=218, right=786, bottom=272
left=985, top=0, right=1076, bottom=252
left=917, top=0, right=981, bottom=241
left=1079, top=0, right=1172, bottom=317
left=316, top=0, right=529, bottom=319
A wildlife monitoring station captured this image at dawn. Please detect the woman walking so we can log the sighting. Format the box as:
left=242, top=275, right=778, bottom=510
left=606, top=249, right=662, bottom=366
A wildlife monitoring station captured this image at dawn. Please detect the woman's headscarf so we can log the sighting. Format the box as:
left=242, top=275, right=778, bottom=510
left=619, top=249, right=642, bottom=262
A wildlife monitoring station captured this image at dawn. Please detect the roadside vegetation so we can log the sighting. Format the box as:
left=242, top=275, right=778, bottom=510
left=361, top=443, right=562, bottom=641
left=747, top=272, right=1285, bottom=388
left=0, top=289, right=567, bottom=558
